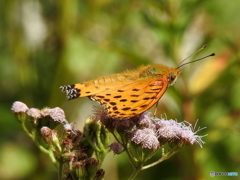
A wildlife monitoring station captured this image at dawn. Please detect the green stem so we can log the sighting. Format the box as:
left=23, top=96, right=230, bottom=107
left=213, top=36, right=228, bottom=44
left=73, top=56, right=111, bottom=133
left=21, top=123, right=33, bottom=138
left=47, top=150, right=57, bottom=164
left=96, top=127, right=109, bottom=154
left=120, top=135, right=138, bottom=168
left=58, top=158, right=63, bottom=180
left=128, top=165, right=142, bottom=180
left=112, top=133, right=121, bottom=145
left=141, top=147, right=180, bottom=170
left=124, top=143, right=137, bottom=167
left=85, top=136, right=101, bottom=152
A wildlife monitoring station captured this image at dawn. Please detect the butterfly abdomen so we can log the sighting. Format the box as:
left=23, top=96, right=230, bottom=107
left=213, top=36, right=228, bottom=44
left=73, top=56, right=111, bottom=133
left=60, top=80, right=113, bottom=100
left=60, top=84, right=83, bottom=100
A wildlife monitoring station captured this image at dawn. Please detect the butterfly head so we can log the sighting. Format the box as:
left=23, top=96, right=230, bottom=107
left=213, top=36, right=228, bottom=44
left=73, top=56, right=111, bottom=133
left=143, top=64, right=182, bottom=86
left=168, top=69, right=182, bottom=85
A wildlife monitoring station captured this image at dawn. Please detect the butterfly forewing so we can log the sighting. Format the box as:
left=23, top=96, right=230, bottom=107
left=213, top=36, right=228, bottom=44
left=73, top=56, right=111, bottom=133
left=91, top=78, right=168, bottom=118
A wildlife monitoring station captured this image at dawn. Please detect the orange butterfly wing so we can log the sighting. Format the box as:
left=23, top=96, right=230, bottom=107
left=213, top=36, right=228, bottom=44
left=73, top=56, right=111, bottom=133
left=92, top=78, right=168, bottom=118
left=60, top=73, right=142, bottom=99
left=61, top=77, right=168, bottom=118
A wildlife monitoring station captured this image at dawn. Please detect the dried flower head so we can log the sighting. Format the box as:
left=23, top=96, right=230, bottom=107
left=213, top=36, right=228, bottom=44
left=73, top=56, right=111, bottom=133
left=40, top=126, right=60, bottom=151
left=73, top=158, right=101, bottom=180
left=95, top=169, right=105, bottom=180
left=40, top=126, right=58, bottom=142
left=62, top=138, right=73, bottom=151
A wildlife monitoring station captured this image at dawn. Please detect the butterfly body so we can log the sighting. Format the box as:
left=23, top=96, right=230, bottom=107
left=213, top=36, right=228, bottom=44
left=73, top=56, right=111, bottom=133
left=60, top=64, right=182, bottom=119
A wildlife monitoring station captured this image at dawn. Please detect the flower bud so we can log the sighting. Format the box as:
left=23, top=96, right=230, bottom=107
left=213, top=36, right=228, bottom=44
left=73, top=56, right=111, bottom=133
left=109, top=142, right=124, bottom=154
left=73, top=158, right=101, bottom=180
left=95, top=169, right=105, bottom=180
left=40, top=126, right=61, bottom=151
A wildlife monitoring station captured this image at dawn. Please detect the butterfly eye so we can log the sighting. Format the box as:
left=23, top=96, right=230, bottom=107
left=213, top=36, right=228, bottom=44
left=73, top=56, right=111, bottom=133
left=168, top=72, right=177, bottom=84
left=169, top=75, right=175, bottom=82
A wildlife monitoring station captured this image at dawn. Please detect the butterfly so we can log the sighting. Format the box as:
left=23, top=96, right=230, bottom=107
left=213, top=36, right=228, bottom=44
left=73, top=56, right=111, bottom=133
left=60, top=50, right=215, bottom=119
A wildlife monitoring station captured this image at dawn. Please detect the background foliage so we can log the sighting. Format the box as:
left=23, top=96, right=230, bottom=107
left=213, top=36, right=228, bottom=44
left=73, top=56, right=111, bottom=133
left=1, top=0, right=240, bottom=179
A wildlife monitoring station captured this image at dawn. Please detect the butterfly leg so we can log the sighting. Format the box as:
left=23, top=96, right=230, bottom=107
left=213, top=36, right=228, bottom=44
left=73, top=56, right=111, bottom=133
left=153, top=101, right=159, bottom=117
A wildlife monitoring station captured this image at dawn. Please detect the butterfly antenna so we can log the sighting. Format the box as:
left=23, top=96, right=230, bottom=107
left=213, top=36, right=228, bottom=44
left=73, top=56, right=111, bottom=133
left=176, top=53, right=215, bottom=69
left=178, top=44, right=208, bottom=67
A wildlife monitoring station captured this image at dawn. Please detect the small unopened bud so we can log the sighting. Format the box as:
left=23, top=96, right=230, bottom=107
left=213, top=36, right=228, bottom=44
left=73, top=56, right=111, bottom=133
left=41, top=127, right=57, bottom=142
left=109, top=142, right=124, bottom=154
left=85, top=158, right=99, bottom=174
left=73, top=158, right=100, bottom=179
left=40, top=126, right=61, bottom=151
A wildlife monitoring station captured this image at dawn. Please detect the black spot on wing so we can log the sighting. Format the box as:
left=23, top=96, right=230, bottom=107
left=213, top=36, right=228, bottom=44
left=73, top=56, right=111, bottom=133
left=103, top=99, right=110, bottom=102
left=150, top=88, right=162, bottom=91
left=132, top=88, right=139, bottom=91
left=122, top=107, right=131, bottom=111
left=112, top=106, right=118, bottom=110
left=143, top=97, right=156, bottom=100
left=130, top=95, right=139, bottom=97
left=120, top=99, right=127, bottom=102
left=140, top=104, right=148, bottom=108
left=96, top=95, right=105, bottom=98
left=110, top=102, right=117, bottom=106
left=149, top=84, right=158, bottom=87
left=113, top=95, right=122, bottom=98
left=145, top=92, right=158, bottom=94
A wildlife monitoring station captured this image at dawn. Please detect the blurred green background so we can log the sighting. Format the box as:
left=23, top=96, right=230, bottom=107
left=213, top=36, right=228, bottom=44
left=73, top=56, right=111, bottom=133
left=1, top=0, right=240, bottom=179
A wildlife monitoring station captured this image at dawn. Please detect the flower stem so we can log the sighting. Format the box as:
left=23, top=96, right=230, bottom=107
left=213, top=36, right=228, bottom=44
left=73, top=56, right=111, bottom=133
left=141, top=147, right=180, bottom=170
left=128, top=165, right=142, bottom=180
left=58, top=158, right=63, bottom=180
